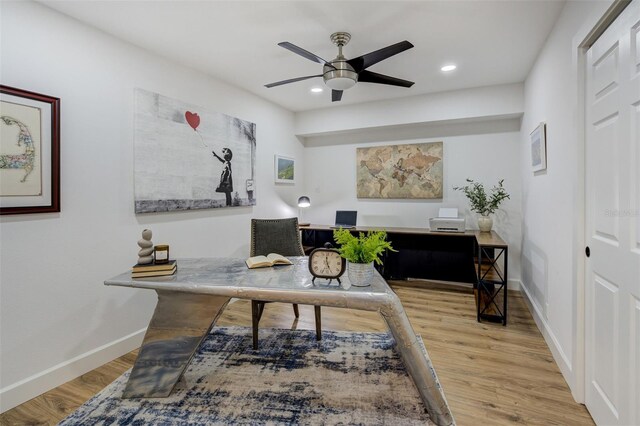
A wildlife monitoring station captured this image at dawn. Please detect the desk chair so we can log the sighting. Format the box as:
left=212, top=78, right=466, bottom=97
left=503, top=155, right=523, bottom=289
left=250, top=217, right=322, bottom=349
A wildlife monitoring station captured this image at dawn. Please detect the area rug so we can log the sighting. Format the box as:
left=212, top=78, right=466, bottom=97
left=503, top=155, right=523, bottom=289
left=59, top=327, right=443, bottom=425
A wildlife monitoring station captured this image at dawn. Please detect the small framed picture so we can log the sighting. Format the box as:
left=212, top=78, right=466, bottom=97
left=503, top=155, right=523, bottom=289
left=1, top=85, right=60, bottom=215
left=530, top=122, right=547, bottom=172
left=274, top=154, right=295, bottom=184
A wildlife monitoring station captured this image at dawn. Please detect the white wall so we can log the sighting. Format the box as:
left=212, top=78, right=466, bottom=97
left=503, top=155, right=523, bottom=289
left=296, top=83, right=524, bottom=136
left=303, top=128, right=522, bottom=284
left=519, top=0, right=612, bottom=400
left=0, top=1, right=304, bottom=411
left=297, top=83, right=526, bottom=286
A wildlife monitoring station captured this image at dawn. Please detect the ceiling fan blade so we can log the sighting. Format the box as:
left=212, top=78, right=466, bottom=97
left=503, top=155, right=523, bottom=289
left=357, top=70, right=414, bottom=88
left=264, top=74, right=322, bottom=88
left=332, top=90, right=343, bottom=102
left=278, top=42, right=334, bottom=68
left=347, top=41, right=414, bottom=72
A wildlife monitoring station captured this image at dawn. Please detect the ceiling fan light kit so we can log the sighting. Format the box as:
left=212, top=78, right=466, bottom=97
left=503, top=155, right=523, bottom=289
left=265, top=31, right=414, bottom=102
left=323, top=32, right=358, bottom=91
left=323, top=67, right=358, bottom=90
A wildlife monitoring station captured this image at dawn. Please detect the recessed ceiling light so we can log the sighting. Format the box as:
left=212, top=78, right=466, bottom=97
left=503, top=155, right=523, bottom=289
left=441, top=64, right=457, bottom=72
left=310, top=87, right=323, bottom=93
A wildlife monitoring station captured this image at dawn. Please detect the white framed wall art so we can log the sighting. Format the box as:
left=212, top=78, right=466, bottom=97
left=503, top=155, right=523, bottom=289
left=530, top=122, right=547, bottom=172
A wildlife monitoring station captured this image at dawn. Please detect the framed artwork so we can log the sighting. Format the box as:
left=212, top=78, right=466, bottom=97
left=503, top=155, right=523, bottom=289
left=274, top=154, right=295, bottom=184
left=357, top=142, right=443, bottom=199
left=0, top=85, right=60, bottom=215
left=134, top=89, right=256, bottom=213
left=530, top=122, right=547, bottom=172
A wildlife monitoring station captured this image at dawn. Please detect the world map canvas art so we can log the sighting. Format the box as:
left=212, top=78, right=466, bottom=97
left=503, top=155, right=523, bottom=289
left=357, top=142, right=443, bottom=199
left=134, top=89, right=256, bottom=213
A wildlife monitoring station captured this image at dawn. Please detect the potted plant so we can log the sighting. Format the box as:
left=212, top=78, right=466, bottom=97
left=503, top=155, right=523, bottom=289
left=333, top=229, right=396, bottom=287
left=454, top=178, right=510, bottom=232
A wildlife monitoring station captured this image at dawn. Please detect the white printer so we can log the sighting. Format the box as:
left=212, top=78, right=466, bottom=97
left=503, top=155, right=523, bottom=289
left=429, top=208, right=466, bottom=233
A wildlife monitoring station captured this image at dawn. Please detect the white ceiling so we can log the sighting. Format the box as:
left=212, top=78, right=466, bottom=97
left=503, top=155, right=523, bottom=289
left=41, top=1, right=565, bottom=112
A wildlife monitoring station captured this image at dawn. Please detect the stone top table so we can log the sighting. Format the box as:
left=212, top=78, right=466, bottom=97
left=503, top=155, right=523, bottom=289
left=105, top=257, right=455, bottom=426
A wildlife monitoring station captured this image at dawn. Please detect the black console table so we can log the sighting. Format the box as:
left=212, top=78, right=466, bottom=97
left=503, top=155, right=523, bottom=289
left=300, top=224, right=508, bottom=325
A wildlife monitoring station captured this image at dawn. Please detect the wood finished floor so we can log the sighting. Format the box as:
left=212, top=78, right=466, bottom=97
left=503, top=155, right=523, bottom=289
left=0, top=282, right=594, bottom=426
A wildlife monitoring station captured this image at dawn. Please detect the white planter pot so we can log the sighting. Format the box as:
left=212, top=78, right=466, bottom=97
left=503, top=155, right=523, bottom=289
left=478, top=215, right=493, bottom=232
left=347, top=262, right=374, bottom=287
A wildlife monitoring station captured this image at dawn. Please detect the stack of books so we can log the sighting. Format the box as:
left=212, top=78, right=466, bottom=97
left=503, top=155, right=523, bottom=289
left=132, top=260, right=177, bottom=278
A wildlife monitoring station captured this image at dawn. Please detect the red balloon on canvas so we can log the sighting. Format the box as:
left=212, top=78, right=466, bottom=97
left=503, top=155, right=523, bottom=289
left=185, top=111, right=200, bottom=130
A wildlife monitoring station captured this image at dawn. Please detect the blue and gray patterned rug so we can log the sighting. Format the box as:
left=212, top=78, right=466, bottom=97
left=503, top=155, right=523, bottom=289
left=60, top=327, right=441, bottom=425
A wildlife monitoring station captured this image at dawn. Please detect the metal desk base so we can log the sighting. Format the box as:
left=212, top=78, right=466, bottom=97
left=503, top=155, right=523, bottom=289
left=106, top=258, right=455, bottom=426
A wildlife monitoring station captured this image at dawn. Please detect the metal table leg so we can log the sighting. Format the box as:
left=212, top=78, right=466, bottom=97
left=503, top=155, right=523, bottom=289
left=379, top=294, right=455, bottom=426
left=122, top=290, right=230, bottom=398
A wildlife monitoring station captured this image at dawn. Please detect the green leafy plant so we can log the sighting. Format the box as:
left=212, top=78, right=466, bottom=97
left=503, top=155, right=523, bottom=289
left=453, top=179, right=510, bottom=216
left=333, top=229, right=396, bottom=265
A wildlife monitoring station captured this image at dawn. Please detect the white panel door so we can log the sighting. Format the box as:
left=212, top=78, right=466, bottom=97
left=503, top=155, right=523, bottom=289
left=585, top=2, right=640, bottom=425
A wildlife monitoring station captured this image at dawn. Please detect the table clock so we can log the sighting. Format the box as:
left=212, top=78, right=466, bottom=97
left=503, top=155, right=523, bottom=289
left=308, top=247, right=346, bottom=284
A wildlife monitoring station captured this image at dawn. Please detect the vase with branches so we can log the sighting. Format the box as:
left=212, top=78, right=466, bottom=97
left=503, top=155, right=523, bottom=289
left=454, top=179, right=510, bottom=232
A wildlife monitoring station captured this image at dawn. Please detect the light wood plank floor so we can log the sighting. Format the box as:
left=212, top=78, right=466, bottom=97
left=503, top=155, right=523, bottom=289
left=0, top=282, right=594, bottom=425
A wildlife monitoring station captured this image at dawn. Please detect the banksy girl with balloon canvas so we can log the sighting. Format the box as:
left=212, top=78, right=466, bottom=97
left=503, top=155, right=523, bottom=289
left=133, top=89, right=256, bottom=213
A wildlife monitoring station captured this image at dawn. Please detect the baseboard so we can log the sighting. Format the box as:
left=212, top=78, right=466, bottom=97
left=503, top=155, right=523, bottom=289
left=519, top=282, right=574, bottom=390
left=398, top=278, right=522, bottom=292
left=507, top=278, right=521, bottom=292
left=0, top=328, right=146, bottom=413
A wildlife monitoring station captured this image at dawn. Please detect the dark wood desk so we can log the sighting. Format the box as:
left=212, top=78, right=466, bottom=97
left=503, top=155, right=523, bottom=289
left=300, top=224, right=508, bottom=325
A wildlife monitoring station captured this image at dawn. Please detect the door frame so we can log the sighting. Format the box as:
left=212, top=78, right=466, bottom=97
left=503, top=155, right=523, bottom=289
left=573, top=0, right=631, bottom=404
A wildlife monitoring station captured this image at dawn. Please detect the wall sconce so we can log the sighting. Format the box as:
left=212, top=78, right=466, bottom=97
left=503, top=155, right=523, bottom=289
left=297, top=196, right=311, bottom=226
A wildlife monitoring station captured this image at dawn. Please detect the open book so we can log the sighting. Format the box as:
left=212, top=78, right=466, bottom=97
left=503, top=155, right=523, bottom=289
left=246, top=253, right=293, bottom=269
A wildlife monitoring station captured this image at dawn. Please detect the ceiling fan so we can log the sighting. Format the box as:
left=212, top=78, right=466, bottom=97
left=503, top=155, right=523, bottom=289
left=265, top=32, right=415, bottom=102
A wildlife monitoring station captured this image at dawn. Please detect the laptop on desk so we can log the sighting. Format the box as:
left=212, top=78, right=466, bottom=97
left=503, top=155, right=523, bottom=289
left=331, top=210, right=357, bottom=229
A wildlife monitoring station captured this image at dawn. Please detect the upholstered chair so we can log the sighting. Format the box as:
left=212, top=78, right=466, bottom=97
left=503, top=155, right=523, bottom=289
left=250, top=217, right=321, bottom=349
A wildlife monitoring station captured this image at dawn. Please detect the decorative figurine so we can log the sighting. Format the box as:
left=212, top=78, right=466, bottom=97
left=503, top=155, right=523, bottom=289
left=137, top=229, right=153, bottom=265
